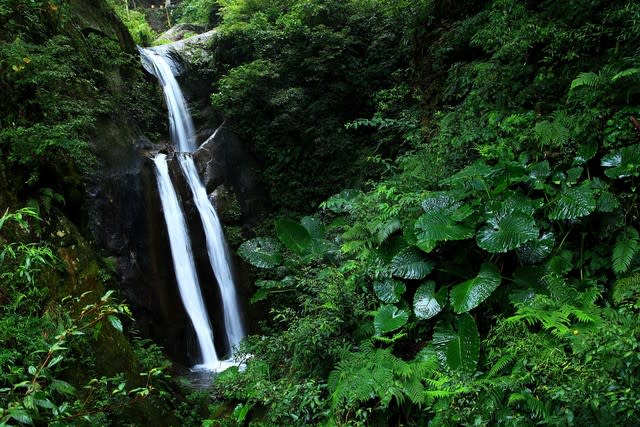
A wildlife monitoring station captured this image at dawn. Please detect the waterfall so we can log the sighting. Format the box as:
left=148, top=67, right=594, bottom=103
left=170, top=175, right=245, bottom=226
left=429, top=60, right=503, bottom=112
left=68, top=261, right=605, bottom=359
left=140, top=47, right=245, bottom=371
left=152, top=154, right=219, bottom=367
left=178, top=154, right=245, bottom=351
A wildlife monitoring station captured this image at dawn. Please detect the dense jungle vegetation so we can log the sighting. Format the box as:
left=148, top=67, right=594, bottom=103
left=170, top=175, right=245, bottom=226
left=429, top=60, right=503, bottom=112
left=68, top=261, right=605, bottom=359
left=2, top=0, right=640, bottom=425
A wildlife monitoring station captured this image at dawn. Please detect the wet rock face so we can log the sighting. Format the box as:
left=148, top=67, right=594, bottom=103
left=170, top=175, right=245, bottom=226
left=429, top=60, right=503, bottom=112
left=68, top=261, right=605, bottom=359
left=85, top=124, right=193, bottom=364
left=157, top=23, right=206, bottom=42
left=193, top=124, right=265, bottom=225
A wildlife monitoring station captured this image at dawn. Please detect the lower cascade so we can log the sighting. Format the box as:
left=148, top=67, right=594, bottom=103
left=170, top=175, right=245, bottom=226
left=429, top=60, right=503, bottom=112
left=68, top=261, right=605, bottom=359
left=140, top=47, right=245, bottom=372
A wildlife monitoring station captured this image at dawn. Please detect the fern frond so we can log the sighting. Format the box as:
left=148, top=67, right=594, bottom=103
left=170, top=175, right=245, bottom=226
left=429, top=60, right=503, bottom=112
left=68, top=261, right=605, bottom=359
left=535, top=119, right=570, bottom=149
left=570, top=71, right=602, bottom=90
left=612, top=227, right=639, bottom=274
left=425, top=390, right=459, bottom=400
left=508, top=390, right=547, bottom=419
left=613, top=273, right=640, bottom=305
left=486, top=354, right=515, bottom=378
left=611, top=67, right=640, bottom=82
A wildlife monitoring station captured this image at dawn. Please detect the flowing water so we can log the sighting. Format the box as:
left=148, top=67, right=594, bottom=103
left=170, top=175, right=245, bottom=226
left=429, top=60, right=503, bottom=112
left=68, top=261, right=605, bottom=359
left=140, top=47, right=245, bottom=371
left=178, top=154, right=245, bottom=352
left=152, top=154, right=219, bottom=367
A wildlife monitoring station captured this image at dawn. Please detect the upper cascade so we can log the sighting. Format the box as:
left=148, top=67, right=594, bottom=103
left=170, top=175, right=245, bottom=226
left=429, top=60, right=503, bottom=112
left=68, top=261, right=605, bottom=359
left=139, top=47, right=196, bottom=152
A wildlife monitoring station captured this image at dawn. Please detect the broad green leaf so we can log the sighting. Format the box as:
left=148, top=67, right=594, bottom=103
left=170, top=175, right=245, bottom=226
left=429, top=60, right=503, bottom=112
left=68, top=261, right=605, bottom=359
left=597, top=190, right=620, bottom=213
left=446, top=314, right=480, bottom=375
left=442, top=161, right=494, bottom=188
left=238, top=237, right=283, bottom=268
left=527, top=161, right=551, bottom=190
left=547, top=250, right=573, bottom=275
left=517, top=232, right=555, bottom=264
left=601, top=145, right=640, bottom=179
left=321, top=189, right=362, bottom=213
left=415, top=211, right=474, bottom=252
left=432, top=314, right=479, bottom=375
left=566, top=167, right=583, bottom=183
left=374, top=305, right=409, bottom=335
left=47, top=354, right=64, bottom=369
left=391, top=246, right=434, bottom=280
left=9, top=408, right=33, bottom=425
left=477, top=209, right=538, bottom=253
left=549, top=183, right=596, bottom=220
left=574, top=142, right=597, bottom=165
left=307, top=239, right=336, bottom=259
left=528, top=160, right=551, bottom=181
left=276, top=218, right=312, bottom=255
left=50, top=379, right=76, bottom=396
left=373, top=279, right=406, bottom=304
left=301, top=216, right=325, bottom=239
left=108, top=315, right=123, bottom=332
left=34, top=397, right=56, bottom=410
left=415, top=193, right=474, bottom=252
left=413, top=281, right=444, bottom=320
left=450, top=263, right=501, bottom=313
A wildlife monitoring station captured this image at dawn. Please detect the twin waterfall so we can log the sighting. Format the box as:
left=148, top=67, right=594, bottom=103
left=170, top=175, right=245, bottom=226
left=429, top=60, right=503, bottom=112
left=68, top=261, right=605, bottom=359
left=140, top=47, right=244, bottom=371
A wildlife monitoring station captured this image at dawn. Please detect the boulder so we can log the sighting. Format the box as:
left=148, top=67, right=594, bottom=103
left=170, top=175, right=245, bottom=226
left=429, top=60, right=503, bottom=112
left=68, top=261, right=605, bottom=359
left=157, top=23, right=206, bottom=42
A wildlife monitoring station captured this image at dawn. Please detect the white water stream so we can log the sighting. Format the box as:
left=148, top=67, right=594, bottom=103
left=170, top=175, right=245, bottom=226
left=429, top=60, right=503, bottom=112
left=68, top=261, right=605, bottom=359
left=179, top=154, right=245, bottom=351
left=152, top=154, right=219, bottom=367
left=141, top=47, right=245, bottom=371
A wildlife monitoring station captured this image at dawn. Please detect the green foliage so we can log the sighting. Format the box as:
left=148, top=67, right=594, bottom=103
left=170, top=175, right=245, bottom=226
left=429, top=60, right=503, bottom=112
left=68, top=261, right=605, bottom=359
left=476, top=208, right=538, bottom=253
left=373, top=278, right=406, bottom=304
left=1, top=208, right=58, bottom=314
left=0, top=289, right=165, bottom=426
left=106, top=0, right=156, bottom=46
left=601, top=145, right=640, bottom=179
left=210, top=0, right=430, bottom=211
left=390, top=246, right=434, bottom=280
left=217, top=0, right=640, bottom=424
left=414, top=193, right=475, bottom=253
left=0, top=1, right=160, bottom=200
left=548, top=182, right=596, bottom=220
left=173, top=0, right=220, bottom=26
left=450, top=263, right=501, bottom=314
left=373, top=305, right=408, bottom=336
left=237, top=237, right=282, bottom=268
left=612, top=226, right=639, bottom=275
left=432, top=313, right=480, bottom=376
left=413, top=281, right=444, bottom=320
left=328, top=341, right=446, bottom=424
